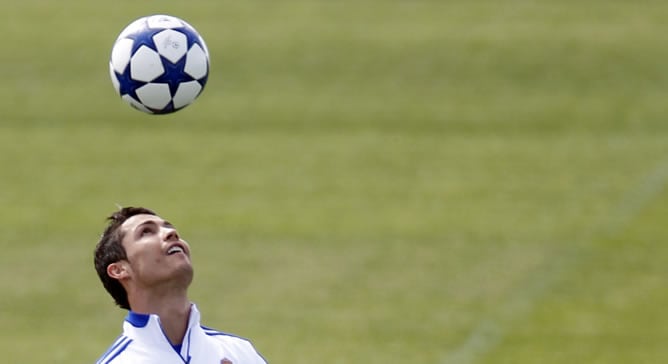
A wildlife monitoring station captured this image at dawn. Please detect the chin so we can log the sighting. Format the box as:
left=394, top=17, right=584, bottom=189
left=175, top=265, right=194, bottom=286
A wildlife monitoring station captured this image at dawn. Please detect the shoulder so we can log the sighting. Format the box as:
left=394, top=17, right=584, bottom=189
left=95, top=335, right=134, bottom=364
left=200, top=326, right=268, bottom=363
left=201, top=325, right=254, bottom=347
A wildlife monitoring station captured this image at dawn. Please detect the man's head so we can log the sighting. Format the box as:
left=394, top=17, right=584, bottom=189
left=94, top=207, right=193, bottom=310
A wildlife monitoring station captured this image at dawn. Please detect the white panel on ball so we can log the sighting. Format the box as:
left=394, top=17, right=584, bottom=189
left=153, top=29, right=188, bottom=63
left=172, top=81, right=202, bottom=109
left=122, top=94, right=153, bottom=114
left=184, top=44, right=208, bottom=79
left=131, top=46, right=165, bottom=82
left=117, top=18, right=147, bottom=40
left=147, top=15, right=183, bottom=29
left=136, top=83, right=172, bottom=110
left=109, top=64, right=120, bottom=93
left=111, top=38, right=134, bottom=74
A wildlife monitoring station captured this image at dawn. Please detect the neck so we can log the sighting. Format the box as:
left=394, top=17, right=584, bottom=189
left=128, top=288, right=192, bottom=345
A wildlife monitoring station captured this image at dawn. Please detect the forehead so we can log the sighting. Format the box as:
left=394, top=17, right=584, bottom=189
left=120, top=213, right=167, bottom=233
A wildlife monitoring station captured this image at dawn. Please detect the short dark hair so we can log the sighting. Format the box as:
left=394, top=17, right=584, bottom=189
left=94, top=206, right=157, bottom=310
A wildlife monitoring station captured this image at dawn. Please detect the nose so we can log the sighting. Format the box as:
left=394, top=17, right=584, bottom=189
left=163, top=227, right=180, bottom=242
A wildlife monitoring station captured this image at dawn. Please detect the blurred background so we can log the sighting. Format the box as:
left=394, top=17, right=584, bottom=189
left=1, top=0, right=667, bottom=363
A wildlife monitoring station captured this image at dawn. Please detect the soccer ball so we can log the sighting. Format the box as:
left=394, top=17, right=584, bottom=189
left=109, top=15, right=210, bottom=114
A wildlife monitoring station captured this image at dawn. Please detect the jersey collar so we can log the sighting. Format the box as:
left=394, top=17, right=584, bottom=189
left=125, top=303, right=201, bottom=329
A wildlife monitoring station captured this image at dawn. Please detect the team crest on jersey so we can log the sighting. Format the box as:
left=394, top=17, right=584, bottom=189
left=221, top=358, right=233, bottom=364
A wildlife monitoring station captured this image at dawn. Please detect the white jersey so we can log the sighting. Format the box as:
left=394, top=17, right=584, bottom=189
left=96, top=304, right=267, bottom=364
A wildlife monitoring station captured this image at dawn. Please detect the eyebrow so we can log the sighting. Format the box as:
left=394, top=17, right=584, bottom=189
left=135, top=219, right=175, bottom=231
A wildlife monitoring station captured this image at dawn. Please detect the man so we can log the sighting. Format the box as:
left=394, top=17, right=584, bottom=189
left=94, top=206, right=267, bottom=364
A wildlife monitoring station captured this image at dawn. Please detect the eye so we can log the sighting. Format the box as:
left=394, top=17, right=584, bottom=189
left=139, top=226, right=155, bottom=236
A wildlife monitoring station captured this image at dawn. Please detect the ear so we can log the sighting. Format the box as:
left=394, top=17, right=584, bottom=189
left=107, top=261, right=130, bottom=280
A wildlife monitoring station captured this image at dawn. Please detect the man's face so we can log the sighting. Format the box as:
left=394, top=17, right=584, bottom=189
left=118, top=213, right=193, bottom=289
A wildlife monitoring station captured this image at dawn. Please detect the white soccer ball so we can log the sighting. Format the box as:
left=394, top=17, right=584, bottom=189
left=109, top=15, right=210, bottom=114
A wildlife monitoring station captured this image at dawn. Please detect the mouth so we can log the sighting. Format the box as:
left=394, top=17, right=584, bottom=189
left=166, top=243, right=187, bottom=256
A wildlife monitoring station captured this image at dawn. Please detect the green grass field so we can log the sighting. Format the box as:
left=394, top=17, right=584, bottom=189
left=1, top=0, right=668, bottom=363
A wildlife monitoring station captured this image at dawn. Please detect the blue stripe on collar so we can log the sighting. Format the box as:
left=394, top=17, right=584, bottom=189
left=125, top=311, right=151, bottom=328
